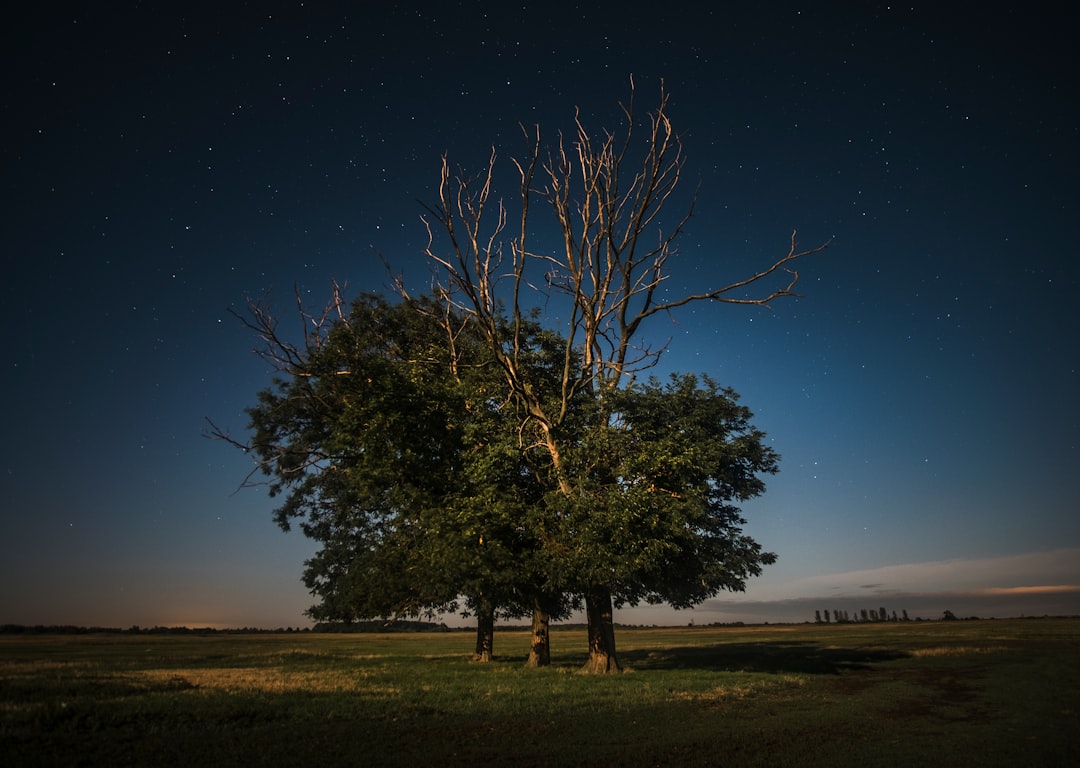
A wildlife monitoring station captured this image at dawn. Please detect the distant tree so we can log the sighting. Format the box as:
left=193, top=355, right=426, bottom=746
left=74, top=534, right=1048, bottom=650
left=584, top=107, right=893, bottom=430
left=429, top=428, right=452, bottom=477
left=860, top=609, right=869, bottom=623
left=942, top=609, right=957, bottom=621
left=823, top=609, right=830, bottom=624
left=880, top=606, right=888, bottom=622
left=902, top=609, right=910, bottom=621
left=815, top=610, right=822, bottom=624
left=414, top=78, right=828, bottom=672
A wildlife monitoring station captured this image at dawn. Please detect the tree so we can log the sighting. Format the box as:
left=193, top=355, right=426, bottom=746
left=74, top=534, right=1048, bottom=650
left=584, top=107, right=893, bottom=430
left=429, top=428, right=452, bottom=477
left=210, top=290, right=567, bottom=661
left=415, top=78, right=828, bottom=671
left=589, top=374, right=779, bottom=610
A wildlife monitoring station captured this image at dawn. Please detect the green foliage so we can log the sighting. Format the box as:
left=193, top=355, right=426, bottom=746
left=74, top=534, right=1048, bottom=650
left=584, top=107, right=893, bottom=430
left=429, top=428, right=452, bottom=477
left=547, top=373, right=779, bottom=608
left=240, top=294, right=587, bottom=627
left=243, top=294, right=532, bottom=622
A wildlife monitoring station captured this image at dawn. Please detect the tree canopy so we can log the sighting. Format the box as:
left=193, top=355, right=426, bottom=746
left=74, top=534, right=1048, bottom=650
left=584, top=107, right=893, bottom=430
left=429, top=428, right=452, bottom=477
left=222, top=292, right=576, bottom=660
left=217, top=290, right=782, bottom=667
left=558, top=373, right=780, bottom=612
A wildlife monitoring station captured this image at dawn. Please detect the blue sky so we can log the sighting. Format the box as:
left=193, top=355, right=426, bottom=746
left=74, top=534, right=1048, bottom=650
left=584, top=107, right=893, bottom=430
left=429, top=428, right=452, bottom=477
left=2, top=2, right=1077, bottom=628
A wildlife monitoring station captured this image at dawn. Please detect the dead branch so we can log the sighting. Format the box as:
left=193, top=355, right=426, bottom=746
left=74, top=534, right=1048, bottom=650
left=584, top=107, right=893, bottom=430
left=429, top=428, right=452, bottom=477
left=421, top=77, right=829, bottom=490
left=229, top=280, right=350, bottom=375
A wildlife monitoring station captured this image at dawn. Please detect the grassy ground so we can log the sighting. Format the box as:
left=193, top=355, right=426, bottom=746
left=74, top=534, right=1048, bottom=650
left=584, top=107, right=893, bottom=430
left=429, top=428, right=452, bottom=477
left=2, top=619, right=1077, bottom=766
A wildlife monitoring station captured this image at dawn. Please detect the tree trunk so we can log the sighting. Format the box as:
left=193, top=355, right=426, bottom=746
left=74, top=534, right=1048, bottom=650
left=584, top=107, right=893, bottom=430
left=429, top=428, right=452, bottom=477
left=473, top=598, right=495, bottom=662
left=581, top=586, right=622, bottom=673
left=525, top=600, right=551, bottom=667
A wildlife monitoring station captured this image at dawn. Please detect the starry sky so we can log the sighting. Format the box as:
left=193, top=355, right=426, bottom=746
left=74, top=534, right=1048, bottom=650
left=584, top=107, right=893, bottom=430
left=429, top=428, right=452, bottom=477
left=3, top=2, right=1078, bottom=629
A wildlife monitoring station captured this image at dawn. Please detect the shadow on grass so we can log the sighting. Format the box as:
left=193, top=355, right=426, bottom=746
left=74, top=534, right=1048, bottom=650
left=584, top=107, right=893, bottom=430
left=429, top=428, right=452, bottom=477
left=617, top=640, right=909, bottom=675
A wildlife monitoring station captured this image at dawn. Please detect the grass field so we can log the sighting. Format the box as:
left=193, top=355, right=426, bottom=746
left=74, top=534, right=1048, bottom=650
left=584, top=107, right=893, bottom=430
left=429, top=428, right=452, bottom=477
left=2, top=619, right=1077, bottom=766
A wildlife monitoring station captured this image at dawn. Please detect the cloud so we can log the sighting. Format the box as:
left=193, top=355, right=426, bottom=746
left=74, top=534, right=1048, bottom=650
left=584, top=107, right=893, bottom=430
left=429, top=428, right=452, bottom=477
left=742, top=547, right=1080, bottom=602
left=972, top=585, right=1080, bottom=596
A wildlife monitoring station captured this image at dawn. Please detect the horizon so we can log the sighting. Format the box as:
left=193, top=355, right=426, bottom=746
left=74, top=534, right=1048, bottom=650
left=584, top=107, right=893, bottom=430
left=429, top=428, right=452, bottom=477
left=6, top=548, right=1077, bottom=631
left=8, top=610, right=1080, bottom=633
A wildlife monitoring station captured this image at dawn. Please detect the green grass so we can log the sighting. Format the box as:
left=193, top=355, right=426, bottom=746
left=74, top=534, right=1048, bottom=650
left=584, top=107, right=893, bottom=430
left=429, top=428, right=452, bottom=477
left=2, top=620, right=1077, bottom=766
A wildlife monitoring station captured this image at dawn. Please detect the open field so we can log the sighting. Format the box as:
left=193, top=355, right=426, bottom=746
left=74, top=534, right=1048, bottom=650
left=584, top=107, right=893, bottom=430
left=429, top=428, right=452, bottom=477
left=2, top=619, right=1077, bottom=766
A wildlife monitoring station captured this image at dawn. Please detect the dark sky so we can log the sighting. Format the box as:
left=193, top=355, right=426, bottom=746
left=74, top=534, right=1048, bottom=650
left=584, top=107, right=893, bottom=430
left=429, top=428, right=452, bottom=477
left=3, top=2, right=1078, bottom=628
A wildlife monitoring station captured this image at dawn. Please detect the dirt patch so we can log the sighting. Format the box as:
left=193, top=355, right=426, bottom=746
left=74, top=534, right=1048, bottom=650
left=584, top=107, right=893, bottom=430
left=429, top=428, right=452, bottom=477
left=855, top=664, right=995, bottom=725
left=891, top=666, right=991, bottom=722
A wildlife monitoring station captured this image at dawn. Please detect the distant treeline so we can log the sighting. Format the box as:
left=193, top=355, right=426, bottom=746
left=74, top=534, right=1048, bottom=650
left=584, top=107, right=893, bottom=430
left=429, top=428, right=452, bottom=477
left=9, top=616, right=1072, bottom=636
left=0, top=624, right=316, bottom=635
left=314, top=620, right=451, bottom=633
left=815, top=608, right=914, bottom=624
left=0, top=621, right=754, bottom=635
left=810, top=609, right=1080, bottom=623
left=0, top=621, right=477, bottom=635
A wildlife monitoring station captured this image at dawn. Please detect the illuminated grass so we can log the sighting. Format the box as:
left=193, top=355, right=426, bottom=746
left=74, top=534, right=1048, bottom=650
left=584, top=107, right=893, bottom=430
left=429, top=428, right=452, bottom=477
left=909, top=644, right=1009, bottom=657
left=1, top=620, right=1077, bottom=766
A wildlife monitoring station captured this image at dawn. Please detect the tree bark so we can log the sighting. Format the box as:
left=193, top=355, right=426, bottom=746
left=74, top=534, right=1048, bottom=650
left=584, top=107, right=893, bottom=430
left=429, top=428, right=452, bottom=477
left=473, top=598, right=495, bottom=662
left=525, top=600, right=551, bottom=667
left=581, top=586, right=622, bottom=673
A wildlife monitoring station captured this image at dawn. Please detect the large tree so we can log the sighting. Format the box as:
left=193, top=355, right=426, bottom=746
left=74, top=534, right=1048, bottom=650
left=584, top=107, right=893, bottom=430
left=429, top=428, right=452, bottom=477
left=212, top=290, right=565, bottom=660
left=218, top=81, right=823, bottom=672
left=416, top=79, right=827, bottom=672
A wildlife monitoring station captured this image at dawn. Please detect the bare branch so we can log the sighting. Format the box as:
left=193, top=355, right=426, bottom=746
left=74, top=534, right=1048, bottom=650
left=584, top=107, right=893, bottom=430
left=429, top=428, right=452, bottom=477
left=645, top=231, right=832, bottom=316
left=229, top=280, right=354, bottom=376
left=420, top=78, right=829, bottom=491
left=202, top=417, right=270, bottom=494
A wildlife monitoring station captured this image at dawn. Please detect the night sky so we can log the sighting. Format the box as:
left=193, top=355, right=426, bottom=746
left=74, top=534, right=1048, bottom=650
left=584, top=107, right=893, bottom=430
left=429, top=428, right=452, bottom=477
left=4, top=2, right=1078, bottom=629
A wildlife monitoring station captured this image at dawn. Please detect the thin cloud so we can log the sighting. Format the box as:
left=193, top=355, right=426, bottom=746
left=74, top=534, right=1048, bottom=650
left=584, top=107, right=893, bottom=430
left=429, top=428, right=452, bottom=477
left=972, top=585, right=1080, bottom=596
left=746, top=548, right=1080, bottom=601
